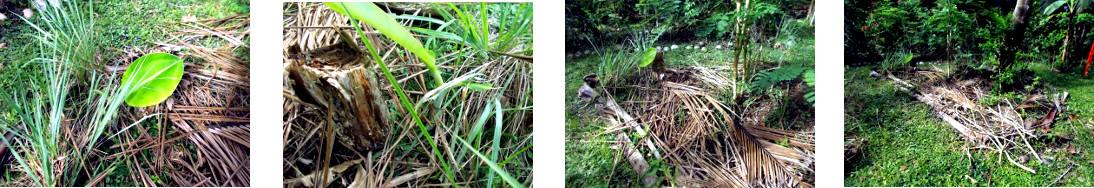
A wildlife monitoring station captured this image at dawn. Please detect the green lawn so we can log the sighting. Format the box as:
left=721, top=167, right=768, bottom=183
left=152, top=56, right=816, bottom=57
left=845, top=63, right=1094, bottom=186
left=0, top=0, right=248, bottom=186
left=2, top=0, right=248, bottom=68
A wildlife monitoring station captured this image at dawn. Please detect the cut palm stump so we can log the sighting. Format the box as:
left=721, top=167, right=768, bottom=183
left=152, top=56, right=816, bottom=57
left=285, top=29, right=391, bottom=188
left=286, top=29, right=389, bottom=151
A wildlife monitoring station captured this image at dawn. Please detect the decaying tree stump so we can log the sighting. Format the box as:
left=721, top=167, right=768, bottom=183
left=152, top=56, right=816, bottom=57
left=286, top=29, right=389, bottom=151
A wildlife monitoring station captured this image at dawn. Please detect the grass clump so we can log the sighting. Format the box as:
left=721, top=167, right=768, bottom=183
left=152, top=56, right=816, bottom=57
left=282, top=2, right=533, bottom=187
left=845, top=64, right=1094, bottom=186
left=0, top=0, right=251, bottom=186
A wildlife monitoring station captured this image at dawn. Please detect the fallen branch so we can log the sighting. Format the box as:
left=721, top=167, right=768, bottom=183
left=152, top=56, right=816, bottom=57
left=1046, top=163, right=1073, bottom=186
left=1006, top=152, right=1037, bottom=174
left=617, top=133, right=657, bottom=187
left=887, top=74, right=915, bottom=92
left=594, top=84, right=662, bottom=159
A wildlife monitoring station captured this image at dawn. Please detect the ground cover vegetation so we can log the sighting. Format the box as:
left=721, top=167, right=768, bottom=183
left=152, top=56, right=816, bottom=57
left=0, top=0, right=250, bottom=187
left=282, top=2, right=533, bottom=187
left=565, top=0, right=816, bottom=187
left=845, top=0, right=1094, bottom=186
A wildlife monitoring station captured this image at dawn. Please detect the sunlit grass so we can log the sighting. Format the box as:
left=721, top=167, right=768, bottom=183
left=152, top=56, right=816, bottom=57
left=0, top=0, right=250, bottom=186
left=845, top=64, right=1094, bottom=186
left=307, top=2, right=533, bottom=187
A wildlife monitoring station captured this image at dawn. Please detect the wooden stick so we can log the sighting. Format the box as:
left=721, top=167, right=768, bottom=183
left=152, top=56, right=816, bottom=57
left=598, top=86, right=662, bottom=159
left=1046, top=163, right=1072, bottom=186
left=617, top=133, right=657, bottom=187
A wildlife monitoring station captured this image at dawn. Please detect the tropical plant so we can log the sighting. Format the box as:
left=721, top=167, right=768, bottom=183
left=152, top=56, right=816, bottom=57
left=595, top=48, right=639, bottom=86
left=732, top=1, right=782, bottom=84
left=120, top=53, right=184, bottom=107
left=696, top=12, right=733, bottom=38
left=0, top=0, right=167, bottom=186
left=639, top=47, right=658, bottom=67
left=425, top=2, right=533, bottom=57
left=919, top=2, right=974, bottom=59
left=320, top=2, right=530, bottom=188
left=750, top=62, right=807, bottom=93
left=1041, top=0, right=1094, bottom=68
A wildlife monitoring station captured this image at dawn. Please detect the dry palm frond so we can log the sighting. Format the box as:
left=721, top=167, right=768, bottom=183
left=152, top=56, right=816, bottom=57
left=283, top=2, right=533, bottom=187
left=579, top=63, right=813, bottom=187
left=151, top=14, right=251, bottom=186
left=887, top=69, right=1071, bottom=174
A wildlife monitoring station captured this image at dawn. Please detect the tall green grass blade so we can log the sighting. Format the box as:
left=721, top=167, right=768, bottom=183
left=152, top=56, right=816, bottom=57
left=487, top=99, right=503, bottom=188
left=469, top=102, right=494, bottom=144
left=0, top=129, right=41, bottom=186
left=435, top=2, right=488, bottom=57
left=414, top=73, right=485, bottom=110
left=393, top=14, right=448, bottom=25
left=463, top=82, right=494, bottom=91
left=499, top=141, right=531, bottom=167
left=325, top=2, right=444, bottom=86
left=454, top=135, right=524, bottom=188
left=479, top=3, right=489, bottom=49
left=408, top=27, right=464, bottom=42
left=491, top=3, right=533, bottom=52
left=339, top=3, right=458, bottom=185
left=461, top=100, right=495, bottom=162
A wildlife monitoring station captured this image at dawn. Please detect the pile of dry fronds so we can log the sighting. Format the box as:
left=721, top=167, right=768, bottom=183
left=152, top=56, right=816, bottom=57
left=103, top=15, right=251, bottom=187
left=578, top=64, right=814, bottom=187
left=282, top=2, right=533, bottom=187
left=885, top=69, right=1072, bottom=174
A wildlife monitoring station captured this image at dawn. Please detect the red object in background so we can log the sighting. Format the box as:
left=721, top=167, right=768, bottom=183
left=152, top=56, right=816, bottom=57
left=1086, top=41, right=1094, bottom=76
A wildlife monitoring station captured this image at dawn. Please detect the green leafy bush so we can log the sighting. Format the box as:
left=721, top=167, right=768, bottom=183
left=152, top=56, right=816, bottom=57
left=881, top=52, right=915, bottom=71
left=918, top=2, right=974, bottom=57
left=696, top=12, right=732, bottom=38
left=851, top=0, right=1005, bottom=61
left=750, top=62, right=806, bottom=93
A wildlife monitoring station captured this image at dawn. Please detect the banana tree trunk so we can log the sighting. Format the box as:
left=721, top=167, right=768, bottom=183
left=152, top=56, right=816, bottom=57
left=1060, top=10, right=1075, bottom=69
